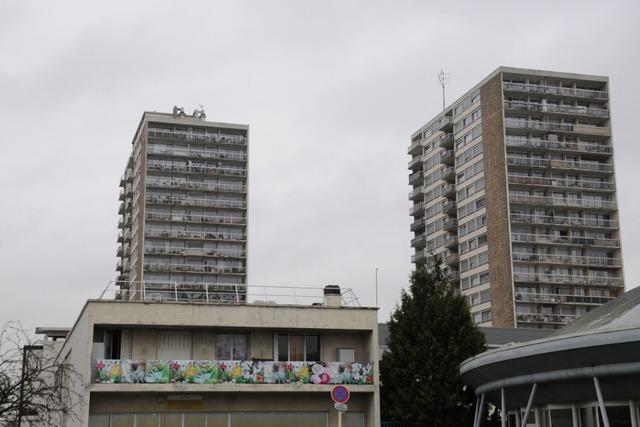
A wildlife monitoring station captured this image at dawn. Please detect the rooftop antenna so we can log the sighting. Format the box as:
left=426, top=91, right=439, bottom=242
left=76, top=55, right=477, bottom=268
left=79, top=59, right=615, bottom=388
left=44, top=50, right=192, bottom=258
left=438, top=69, right=451, bottom=110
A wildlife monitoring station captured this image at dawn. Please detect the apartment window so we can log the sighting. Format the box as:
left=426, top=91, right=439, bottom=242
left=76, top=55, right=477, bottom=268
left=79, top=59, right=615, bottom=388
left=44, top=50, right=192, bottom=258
left=215, top=334, right=247, bottom=360
left=276, top=334, right=321, bottom=361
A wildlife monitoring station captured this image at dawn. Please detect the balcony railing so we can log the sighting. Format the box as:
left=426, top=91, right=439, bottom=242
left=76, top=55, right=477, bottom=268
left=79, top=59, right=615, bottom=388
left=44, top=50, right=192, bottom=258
left=143, top=263, right=245, bottom=275
left=505, top=137, right=612, bottom=155
left=148, top=129, right=248, bottom=146
left=409, top=187, right=423, bottom=201
left=147, top=144, right=247, bottom=161
left=145, top=229, right=246, bottom=241
left=408, top=155, right=423, bottom=170
left=513, top=272, right=622, bottom=287
left=146, top=178, right=246, bottom=193
left=409, top=171, right=423, bottom=186
left=411, top=234, right=426, bottom=248
left=146, top=211, right=246, bottom=226
left=410, top=202, right=425, bottom=216
left=412, top=249, right=427, bottom=264
left=512, top=252, right=622, bottom=268
left=95, top=359, right=373, bottom=385
left=100, top=281, right=362, bottom=307
left=515, top=292, right=615, bottom=306
left=510, top=213, right=618, bottom=229
left=509, top=194, right=616, bottom=210
left=146, top=195, right=246, bottom=209
left=410, top=217, right=426, bottom=232
left=511, top=232, right=620, bottom=248
left=502, top=82, right=608, bottom=99
left=504, top=118, right=610, bottom=136
left=515, top=312, right=579, bottom=325
left=507, top=156, right=613, bottom=172
left=504, top=100, right=609, bottom=117
left=145, top=246, right=245, bottom=258
left=507, top=175, right=615, bottom=191
left=147, top=160, right=247, bottom=177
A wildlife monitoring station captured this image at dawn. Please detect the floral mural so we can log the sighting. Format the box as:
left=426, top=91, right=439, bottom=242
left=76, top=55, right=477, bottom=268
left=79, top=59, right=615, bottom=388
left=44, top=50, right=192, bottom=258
left=96, top=360, right=373, bottom=385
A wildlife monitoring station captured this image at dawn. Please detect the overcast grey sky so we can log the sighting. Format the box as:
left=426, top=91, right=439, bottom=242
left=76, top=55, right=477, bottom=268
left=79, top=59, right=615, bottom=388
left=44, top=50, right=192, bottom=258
left=1, top=0, right=639, bottom=330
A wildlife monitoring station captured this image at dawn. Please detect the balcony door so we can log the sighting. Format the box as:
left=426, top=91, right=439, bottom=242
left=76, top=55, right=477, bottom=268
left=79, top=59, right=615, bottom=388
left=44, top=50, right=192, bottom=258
left=158, top=330, right=192, bottom=360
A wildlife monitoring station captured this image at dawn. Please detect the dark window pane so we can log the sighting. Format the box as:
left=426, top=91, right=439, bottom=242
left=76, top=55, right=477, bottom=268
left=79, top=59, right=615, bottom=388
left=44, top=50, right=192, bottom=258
left=549, top=409, right=573, bottom=427
left=278, top=335, right=289, bottom=361
left=305, top=335, right=320, bottom=361
left=602, top=405, right=632, bottom=427
left=216, top=334, right=232, bottom=359
left=233, top=335, right=247, bottom=360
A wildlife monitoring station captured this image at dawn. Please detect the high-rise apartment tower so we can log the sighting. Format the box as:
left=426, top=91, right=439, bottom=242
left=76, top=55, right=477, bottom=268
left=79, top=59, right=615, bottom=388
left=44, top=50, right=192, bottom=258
left=117, top=107, right=248, bottom=301
left=409, top=67, right=624, bottom=328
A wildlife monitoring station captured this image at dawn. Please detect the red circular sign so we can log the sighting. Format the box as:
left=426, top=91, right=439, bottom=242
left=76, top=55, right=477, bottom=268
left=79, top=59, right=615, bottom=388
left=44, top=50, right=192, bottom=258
left=331, top=385, right=350, bottom=404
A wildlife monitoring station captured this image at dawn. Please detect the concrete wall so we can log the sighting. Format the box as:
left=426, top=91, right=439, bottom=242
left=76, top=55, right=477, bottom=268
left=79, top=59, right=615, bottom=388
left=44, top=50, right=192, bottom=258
left=90, top=391, right=371, bottom=427
left=480, top=72, right=516, bottom=327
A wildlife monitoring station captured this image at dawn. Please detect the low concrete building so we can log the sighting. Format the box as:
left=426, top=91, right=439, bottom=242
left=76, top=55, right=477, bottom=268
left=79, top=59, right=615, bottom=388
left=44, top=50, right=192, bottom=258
left=460, top=285, right=640, bottom=427
left=40, top=286, right=379, bottom=427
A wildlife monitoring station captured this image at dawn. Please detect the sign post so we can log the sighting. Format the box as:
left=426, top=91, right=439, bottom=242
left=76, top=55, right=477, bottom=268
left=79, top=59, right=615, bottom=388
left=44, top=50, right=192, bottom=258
left=331, top=385, right=350, bottom=427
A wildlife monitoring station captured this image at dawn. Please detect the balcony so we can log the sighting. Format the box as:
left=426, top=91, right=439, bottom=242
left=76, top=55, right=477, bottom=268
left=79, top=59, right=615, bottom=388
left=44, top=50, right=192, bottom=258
left=445, top=253, right=460, bottom=265
left=443, top=234, right=458, bottom=248
left=441, top=166, right=455, bottom=182
left=146, top=195, right=247, bottom=210
left=502, top=82, right=608, bottom=100
left=508, top=194, right=616, bottom=210
left=409, top=202, right=425, bottom=217
left=438, top=133, right=454, bottom=149
left=147, top=145, right=247, bottom=162
left=507, top=175, right=615, bottom=192
left=514, top=292, right=615, bottom=306
left=507, top=156, right=614, bottom=173
left=408, top=155, right=423, bottom=171
left=442, top=183, right=456, bottom=198
left=510, top=213, right=618, bottom=229
left=117, top=232, right=124, bottom=243
left=410, top=217, right=426, bottom=232
left=516, top=312, right=579, bottom=325
left=145, top=229, right=246, bottom=242
left=146, top=179, right=247, bottom=194
left=505, top=137, right=612, bottom=155
left=412, top=249, right=427, bottom=264
left=512, top=252, right=622, bottom=268
left=513, top=272, right=623, bottom=287
left=408, top=138, right=423, bottom=156
left=443, top=217, right=458, bottom=232
left=511, top=232, right=620, bottom=248
left=504, top=118, right=611, bottom=137
left=95, top=359, right=373, bottom=386
left=436, top=116, right=453, bottom=132
left=147, top=129, right=248, bottom=146
left=145, top=211, right=246, bottom=226
left=409, top=187, right=424, bottom=201
left=144, top=246, right=245, bottom=259
left=443, top=200, right=456, bottom=215
left=143, top=263, right=246, bottom=275
left=411, top=234, right=426, bottom=249
left=147, top=160, right=247, bottom=178
left=503, top=100, right=609, bottom=118
left=409, top=170, right=423, bottom=186
left=440, top=150, right=455, bottom=165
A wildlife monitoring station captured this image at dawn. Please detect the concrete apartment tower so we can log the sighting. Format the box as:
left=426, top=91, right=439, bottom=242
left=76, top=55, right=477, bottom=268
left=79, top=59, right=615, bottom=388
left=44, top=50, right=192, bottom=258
left=409, top=67, right=624, bottom=329
left=117, top=107, right=248, bottom=301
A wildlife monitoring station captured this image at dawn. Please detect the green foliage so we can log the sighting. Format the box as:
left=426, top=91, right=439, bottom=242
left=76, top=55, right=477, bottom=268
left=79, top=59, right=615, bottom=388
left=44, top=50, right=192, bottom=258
left=380, top=258, right=486, bottom=426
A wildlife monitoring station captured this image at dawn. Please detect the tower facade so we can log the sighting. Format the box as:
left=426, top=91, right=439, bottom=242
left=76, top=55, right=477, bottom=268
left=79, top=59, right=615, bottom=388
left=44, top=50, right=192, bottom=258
left=409, top=67, right=624, bottom=328
left=117, top=108, right=248, bottom=301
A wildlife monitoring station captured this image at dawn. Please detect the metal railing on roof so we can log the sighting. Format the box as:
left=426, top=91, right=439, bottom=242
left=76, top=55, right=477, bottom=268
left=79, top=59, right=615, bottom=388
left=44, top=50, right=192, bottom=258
left=98, top=281, right=361, bottom=307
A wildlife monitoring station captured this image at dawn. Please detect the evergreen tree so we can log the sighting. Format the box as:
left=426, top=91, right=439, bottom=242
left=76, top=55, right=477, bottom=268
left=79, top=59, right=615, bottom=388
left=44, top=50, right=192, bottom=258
left=380, top=259, right=486, bottom=426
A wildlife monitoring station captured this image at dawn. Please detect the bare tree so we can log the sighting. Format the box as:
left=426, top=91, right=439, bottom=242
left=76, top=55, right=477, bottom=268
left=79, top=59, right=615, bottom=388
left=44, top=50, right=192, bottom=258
left=0, top=322, right=82, bottom=426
